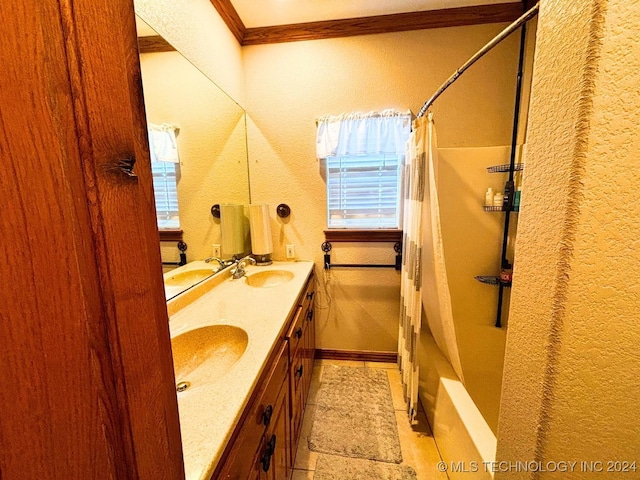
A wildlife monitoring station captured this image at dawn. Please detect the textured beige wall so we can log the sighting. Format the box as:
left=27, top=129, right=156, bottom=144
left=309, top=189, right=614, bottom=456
left=134, top=0, right=245, bottom=104
left=242, top=25, right=521, bottom=353
left=497, top=0, right=640, bottom=476
left=140, top=52, right=249, bottom=263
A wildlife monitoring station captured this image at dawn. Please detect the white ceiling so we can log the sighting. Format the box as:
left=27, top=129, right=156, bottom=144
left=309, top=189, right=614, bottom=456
left=230, top=0, right=515, bottom=28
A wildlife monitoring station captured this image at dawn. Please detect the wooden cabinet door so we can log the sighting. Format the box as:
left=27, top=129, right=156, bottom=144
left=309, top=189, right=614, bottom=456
left=259, top=377, right=290, bottom=480
left=0, top=1, right=183, bottom=478
left=217, top=341, right=289, bottom=480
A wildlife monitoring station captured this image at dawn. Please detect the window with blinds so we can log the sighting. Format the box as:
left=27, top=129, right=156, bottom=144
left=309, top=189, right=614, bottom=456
left=326, top=154, right=402, bottom=228
left=151, top=160, right=180, bottom=229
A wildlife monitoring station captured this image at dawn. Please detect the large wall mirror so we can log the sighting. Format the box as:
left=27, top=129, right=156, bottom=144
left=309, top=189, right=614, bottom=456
left=135, top=15, right=251, bottom=271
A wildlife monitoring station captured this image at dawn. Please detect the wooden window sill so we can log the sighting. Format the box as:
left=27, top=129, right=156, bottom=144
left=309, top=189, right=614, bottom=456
left=158, top=229, right=183, bottom=242
left=324, top=229, right=402, bottom=243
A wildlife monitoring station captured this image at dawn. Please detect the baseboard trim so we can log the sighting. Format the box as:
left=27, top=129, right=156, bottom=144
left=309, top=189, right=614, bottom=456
left=315, top=349, right=397, bottom=363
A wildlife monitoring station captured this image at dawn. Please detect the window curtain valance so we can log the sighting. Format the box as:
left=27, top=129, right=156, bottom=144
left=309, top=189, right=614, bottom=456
left=148, top=123, right=180, bottom=163
left=316, top=109, right=412, bottom=159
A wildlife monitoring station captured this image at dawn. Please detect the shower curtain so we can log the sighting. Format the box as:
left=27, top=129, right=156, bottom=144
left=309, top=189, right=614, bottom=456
left=399, top=112, right=464, bottom=423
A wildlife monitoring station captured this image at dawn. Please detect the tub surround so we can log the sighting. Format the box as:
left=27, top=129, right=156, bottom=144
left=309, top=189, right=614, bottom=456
left=419, top=330, right=496, bottom=480
left=167, top=260, right=314, bottom=480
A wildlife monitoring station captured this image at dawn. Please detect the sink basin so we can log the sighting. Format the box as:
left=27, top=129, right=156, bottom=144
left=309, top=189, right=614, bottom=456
left=164, top=268, right=216, bottom=287
left=171, top=325, right=248, bottom=387
left=245, top=270, right=294, bottom=288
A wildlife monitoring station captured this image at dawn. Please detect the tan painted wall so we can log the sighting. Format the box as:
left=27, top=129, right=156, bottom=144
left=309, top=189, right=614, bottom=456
left=140, top=52, right=249, bottom=263
left=242, top=24, right=521, bottom=357
left=134, top=0, right=245, bottom=104
left=497, top=0, right=640, bottom=476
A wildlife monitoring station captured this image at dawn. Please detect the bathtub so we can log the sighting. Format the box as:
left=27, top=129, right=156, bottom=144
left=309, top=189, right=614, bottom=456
left=419, top=330, right=496, bottom=479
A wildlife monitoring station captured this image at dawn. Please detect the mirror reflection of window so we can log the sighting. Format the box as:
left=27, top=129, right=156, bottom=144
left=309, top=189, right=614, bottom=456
left=152, top=160, right=181, bottom=230
left=148, top=123, right=181, bottom=230
left=134, top=14, right=251, bottom=268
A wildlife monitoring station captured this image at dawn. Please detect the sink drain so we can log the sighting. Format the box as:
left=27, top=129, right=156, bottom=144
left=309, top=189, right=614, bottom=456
left=176, top=381, right=190, bottom=392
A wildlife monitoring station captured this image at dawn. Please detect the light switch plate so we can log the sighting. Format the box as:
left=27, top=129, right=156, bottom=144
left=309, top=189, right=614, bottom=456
left=212, top=244, right=221, bottom=258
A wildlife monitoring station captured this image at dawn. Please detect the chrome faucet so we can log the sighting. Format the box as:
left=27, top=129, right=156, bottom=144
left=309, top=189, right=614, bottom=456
left=204, top=256, right=230, bottom=271
left=231, top=255, right=256, bottom=279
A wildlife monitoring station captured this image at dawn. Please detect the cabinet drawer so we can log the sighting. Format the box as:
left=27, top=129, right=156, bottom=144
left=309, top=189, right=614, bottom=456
left=286, top=306, right=304, bottom=360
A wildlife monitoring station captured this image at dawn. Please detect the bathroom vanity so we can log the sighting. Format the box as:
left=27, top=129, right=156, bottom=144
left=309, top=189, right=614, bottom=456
left=166, top=261, right=315, bottom=480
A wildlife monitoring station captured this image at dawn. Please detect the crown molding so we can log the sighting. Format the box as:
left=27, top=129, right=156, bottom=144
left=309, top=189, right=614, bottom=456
left=210, top=2, right=525, bottom=46
left=243, top=3, right=524, bottom=45
left=210, top=0, right=246, bottom=44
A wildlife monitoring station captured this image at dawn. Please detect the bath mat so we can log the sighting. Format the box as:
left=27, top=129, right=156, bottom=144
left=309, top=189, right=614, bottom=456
left=314, top=454, right=417, bottom=480
left=308, top=365, right=403, bottom=463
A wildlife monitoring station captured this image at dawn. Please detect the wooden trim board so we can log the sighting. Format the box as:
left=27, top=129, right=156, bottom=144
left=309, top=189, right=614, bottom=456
left=209, top=0, right=246, bottom=44
left=315, top=349, right=398, bottom=364
left=158, top=230, right=183, bottom=242
left=209, top=2, right=525, bottom=46
left=324, top=229, right=402, bottom=243
left=138, top=35, right=176, bottom=53
left=242, top=3, right=524, bottom=45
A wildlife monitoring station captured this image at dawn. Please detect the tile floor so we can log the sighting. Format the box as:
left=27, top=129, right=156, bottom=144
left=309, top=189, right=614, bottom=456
left=291, top=359, right=449, bottom=479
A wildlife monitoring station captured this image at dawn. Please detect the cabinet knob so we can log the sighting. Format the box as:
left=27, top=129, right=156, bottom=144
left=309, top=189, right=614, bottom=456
left=307, top=310, right=313, bottom=322
left=295, top=327, right=303, bottom=339
left=296, top=365, right=304, bottom=378
left=262, top=405, right=273, bottom=427
left=260, top=434, right=277, bottom=472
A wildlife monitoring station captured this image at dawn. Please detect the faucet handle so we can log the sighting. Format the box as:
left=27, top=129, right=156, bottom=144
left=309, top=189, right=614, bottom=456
left=237, top=255, right=257, bottom=268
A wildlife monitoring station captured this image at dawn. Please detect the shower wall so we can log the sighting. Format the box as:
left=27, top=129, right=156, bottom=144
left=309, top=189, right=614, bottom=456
left=436, top=146, right=515, bottom=432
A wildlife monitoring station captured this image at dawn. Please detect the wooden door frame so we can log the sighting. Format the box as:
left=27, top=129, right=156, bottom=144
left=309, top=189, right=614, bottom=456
left=0, top=0, right=184, bottom=478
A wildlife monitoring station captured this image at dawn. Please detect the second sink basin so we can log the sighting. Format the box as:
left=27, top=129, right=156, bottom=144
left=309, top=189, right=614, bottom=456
left=171, top=325, right=248, bottom=389
left=245, top=270, right=295, bottom=288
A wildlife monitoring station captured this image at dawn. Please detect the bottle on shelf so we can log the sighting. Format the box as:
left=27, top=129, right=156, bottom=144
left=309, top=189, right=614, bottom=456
left=493, top=192, right=503, bottom=208
left=500, top=260, right=513, bottom=285
left=513, top=186, right=522, bottom=211
left=513, top=170, right=522, bottom=212
left=485, top=187, right=494, bottom=207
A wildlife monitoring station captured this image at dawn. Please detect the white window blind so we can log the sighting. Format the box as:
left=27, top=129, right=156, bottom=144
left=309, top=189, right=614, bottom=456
left=317, top=109, right=411, bottom=229
left=327, top=154, right=402, bottom=228
left=151, top=161, right=180, bottom=229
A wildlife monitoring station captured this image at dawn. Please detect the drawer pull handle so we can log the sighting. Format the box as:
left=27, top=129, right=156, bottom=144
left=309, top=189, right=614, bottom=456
left=296, top=365, right=304, bottom=378
left=262, top=405, right=273, bottom=427
left=307, top=310, right=313, bottom=322
left=261, top=434, right=277, bottom=472
left=306, top=291, right=315, bottom=300
left=295, top=327, right=303, bottom=339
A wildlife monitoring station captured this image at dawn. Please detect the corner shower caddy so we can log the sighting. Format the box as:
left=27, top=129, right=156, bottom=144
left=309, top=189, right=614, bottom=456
left=416, top=2, right=538, bottom=329
left=473, top=17, right=529, bottom=328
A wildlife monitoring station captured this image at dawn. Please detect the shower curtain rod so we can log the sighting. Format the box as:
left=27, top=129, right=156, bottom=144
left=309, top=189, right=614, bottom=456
left=417, top=2, right=540, bottom=118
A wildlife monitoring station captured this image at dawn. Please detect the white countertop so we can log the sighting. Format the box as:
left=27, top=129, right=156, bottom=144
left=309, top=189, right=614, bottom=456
left=167, top=260, right=314, bottom=480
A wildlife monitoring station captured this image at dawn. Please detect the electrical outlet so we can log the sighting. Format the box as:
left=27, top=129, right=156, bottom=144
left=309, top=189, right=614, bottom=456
left=212, top=244, right=221, bottom=258
left=286, top=244, right=295, bottom=259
